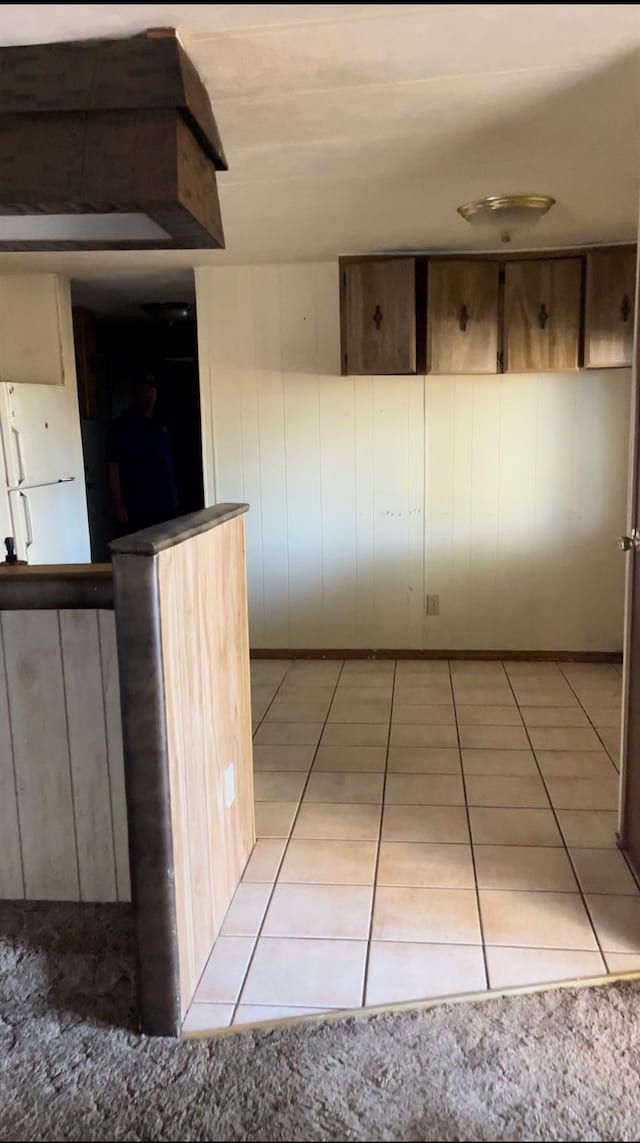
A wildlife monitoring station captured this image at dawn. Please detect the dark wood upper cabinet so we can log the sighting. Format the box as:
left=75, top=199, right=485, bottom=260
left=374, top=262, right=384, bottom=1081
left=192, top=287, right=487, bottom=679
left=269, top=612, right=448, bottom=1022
left=584, top=247, right=636, bottom=369
left=504, top=258, right=582, bottom=373
left=427, top=260, right=500, bottom=374
left=341, top=258, right=416, bottom=375
left=72, top=306, right=98, bottom=418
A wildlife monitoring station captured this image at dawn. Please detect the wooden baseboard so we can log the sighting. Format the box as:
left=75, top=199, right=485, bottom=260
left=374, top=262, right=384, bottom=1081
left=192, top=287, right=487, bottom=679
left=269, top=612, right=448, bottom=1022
left=250, top=648, right=623, bottom=663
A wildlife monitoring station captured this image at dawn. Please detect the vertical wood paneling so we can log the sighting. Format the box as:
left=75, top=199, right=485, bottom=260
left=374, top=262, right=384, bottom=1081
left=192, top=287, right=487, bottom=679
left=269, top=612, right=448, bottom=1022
left=407, top=378, right=426, bottom=647
left=320, top=374, right=358, bottom=646
left=0, top=608, right=130, bottom=903
left=196, top=262, right=630, bottom=653
left=2, top=609, right=79, bottom=899
left=571, top=371, right=628, bottom=647
left=534, top=373, right=580, bottom=648
left=450, top=379, right=474, bottom=647
left=98, top=610, right=130, bottom=901
left=0, top=618, right=24, bottom=897
left=370, top=378, right=425, bottom=648
left=158, top=517, right=255, bottom=1017
left=424, top=376, right=454, bottom=651
left=317, top=263, right=354, bottom=647
left=469, top=379, right=501, bottom=648
left=252, top=266, right=289, bottom=648
left=237, top=295, right=265, bottom=648
left=354, top=377, right=375, bottom=646
left=59, top=609, right=117, bottom=902
left=496, top=375, right=538, bottom=645
left=281, top=265, right=324, bottom=645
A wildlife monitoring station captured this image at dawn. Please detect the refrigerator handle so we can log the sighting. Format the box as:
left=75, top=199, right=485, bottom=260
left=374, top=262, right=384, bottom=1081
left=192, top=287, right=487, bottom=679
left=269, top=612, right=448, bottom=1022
left=11, top=426, right=26, bottom=485
left=20, top=491, right=33, bottom=552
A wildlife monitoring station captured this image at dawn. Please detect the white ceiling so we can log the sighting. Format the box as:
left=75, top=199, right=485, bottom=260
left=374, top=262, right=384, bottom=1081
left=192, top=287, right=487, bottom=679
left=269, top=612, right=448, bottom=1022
left=0, top=3, right=639, bottom=311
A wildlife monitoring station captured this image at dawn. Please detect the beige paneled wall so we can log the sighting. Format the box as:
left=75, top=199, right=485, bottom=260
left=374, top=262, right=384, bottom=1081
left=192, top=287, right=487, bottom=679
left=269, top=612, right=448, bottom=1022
left=0, top=608, right=129, bottom=901
left=196, top=262, right=629, bottom=652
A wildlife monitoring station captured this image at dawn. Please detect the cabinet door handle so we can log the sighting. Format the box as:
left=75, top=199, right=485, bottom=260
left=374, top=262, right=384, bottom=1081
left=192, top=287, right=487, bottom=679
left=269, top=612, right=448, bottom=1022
left=538, top=303, right=549, bottom=330
left=621, top=294, right=632, bottom=323
left=459, top=304, right=469, bottom=332
left=373, top=305, right=383, bottom=331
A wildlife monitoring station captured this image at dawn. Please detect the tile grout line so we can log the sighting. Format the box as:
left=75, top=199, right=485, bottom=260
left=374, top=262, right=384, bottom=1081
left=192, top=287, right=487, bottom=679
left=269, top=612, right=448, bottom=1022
left=251, top=659, right=296, bottom=732
left=228, top=658, right=348, bottom=1027
left=557, top=662, right=621, bottom=776
left=360, top=659, right=397, bottom=1009
left=453, top=660, right=491, bottom=992
left=555, top=664, right=640, bottom=902
left=185, top=659, right=302, bottom=1026
left=503, top=661, right=610, bottom=971
left=184, top=658, right=329, bottom=1033
left=198, top=658, right=629, bottom=1034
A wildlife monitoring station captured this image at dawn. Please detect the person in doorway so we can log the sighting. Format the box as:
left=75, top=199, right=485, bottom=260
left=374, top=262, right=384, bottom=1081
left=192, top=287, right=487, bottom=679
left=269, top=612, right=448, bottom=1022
left=106, top=374, right=179, bottom=536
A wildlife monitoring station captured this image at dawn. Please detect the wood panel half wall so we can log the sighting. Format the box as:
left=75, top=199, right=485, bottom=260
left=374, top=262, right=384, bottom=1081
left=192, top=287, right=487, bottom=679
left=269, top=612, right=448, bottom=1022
left=0, top=607, right=128, bottom=902
left=112, top=504, right=254, bottom=1036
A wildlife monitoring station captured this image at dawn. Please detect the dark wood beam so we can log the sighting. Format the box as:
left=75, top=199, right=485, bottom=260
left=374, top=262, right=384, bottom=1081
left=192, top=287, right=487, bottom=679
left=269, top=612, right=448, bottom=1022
left=0, top=29, right=227, bottom=170
left=0, top=109, right=224, bottom=251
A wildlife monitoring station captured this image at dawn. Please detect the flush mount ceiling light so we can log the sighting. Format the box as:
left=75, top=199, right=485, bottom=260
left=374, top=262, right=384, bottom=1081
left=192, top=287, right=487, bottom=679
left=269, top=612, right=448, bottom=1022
left=457, top=194, right=556, bottom=244
left=0, top=29, right=227, bottom=250
left=140, top=302, right=195, bottom=323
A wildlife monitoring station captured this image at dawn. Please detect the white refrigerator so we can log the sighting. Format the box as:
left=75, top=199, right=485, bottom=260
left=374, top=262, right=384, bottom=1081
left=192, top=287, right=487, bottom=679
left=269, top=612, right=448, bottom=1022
left=0, top=381, right=90, bottom=565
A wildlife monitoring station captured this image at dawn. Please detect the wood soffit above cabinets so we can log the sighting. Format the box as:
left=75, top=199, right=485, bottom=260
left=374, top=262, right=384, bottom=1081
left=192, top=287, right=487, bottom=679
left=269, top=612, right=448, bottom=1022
left=0, top=29, right=227, bottom=251
left=339, top=245, right=637, bottom=376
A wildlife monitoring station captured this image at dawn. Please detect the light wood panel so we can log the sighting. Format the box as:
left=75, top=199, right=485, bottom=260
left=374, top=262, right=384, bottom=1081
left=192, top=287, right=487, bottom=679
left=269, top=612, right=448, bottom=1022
left=59, top=610, right=117, bottom=901
left=98, top=610, right=130, bottom=901
left=2, top=609, right=79, bottom=898
left=0, top=619, right=23, bottom=896
left=158, top=515, right=255, bottom=1017
left=342, top=258, right=416, bottom=375
left=0, top=608, right=129, bottom=901
left=427, top=260, right=500, bottom=374
left=504, top=258, right=582, bottom=372
left=197, top=262, right=629, bottom=654
left=585, top=247, right=637, bottom=368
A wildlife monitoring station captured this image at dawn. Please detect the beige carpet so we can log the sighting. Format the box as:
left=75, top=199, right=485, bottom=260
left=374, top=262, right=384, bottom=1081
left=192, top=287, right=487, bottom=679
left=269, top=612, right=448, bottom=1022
left=2, top=902, right=640, bottom=1142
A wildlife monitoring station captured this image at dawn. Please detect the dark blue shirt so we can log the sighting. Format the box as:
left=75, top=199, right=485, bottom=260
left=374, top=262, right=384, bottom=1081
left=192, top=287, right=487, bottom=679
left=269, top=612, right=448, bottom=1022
left=107, top=409, right=178, bottom=518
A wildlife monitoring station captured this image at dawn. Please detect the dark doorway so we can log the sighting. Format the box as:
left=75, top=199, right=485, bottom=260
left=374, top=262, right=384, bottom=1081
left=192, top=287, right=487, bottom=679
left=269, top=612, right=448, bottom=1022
left=74, top=304, right=203, bottom=562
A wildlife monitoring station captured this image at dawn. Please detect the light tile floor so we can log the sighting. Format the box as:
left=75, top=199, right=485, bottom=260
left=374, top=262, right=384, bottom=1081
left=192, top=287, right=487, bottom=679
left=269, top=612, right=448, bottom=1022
left=184, top=658, right=640, bottom=1036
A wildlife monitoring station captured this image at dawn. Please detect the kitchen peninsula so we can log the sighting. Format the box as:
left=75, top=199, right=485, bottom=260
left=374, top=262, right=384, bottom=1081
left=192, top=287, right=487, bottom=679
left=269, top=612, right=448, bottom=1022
left=0, top=504, right=254, bottom=1036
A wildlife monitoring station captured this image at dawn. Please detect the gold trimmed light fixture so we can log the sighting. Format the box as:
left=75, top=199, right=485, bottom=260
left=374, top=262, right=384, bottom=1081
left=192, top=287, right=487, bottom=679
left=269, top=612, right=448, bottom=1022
left=457, top=194, right=556, bottom=244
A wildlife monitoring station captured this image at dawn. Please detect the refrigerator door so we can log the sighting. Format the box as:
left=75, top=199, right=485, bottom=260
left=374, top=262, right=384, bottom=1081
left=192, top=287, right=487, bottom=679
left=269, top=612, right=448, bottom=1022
left=0, top=488, right=15, bottom=558
left=9, top=481, right=88, bottom=564
left=0, top=380, right=90, bottom=564
left=0, top=382, right=13, bottom=485
left=2, top=381, right=79, bottom=487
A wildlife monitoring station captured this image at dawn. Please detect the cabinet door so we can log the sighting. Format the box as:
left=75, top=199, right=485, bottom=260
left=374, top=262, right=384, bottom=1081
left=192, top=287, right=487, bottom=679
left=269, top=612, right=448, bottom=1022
left=427, top=260, right=499, bottom=374
left=72, top=307, right=98, bottom=417
left=584, top=247, right=636, bottom=368
left=504, top=258, right=582, bottom=372
left=342, top=258, right=416, bottom=374
left=0, top=275, right=66, bottom=384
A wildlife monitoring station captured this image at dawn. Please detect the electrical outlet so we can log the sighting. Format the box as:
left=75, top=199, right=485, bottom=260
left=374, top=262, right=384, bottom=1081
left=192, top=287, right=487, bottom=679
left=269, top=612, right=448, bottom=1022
left=426, top=594, right=440, bottom=617
left=224, top=764, right=236, bottom=808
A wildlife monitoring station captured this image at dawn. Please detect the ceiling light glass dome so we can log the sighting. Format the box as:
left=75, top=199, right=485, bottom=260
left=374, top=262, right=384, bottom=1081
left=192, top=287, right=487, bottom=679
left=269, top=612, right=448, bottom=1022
left=457, top=194, right=556, bottom=244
